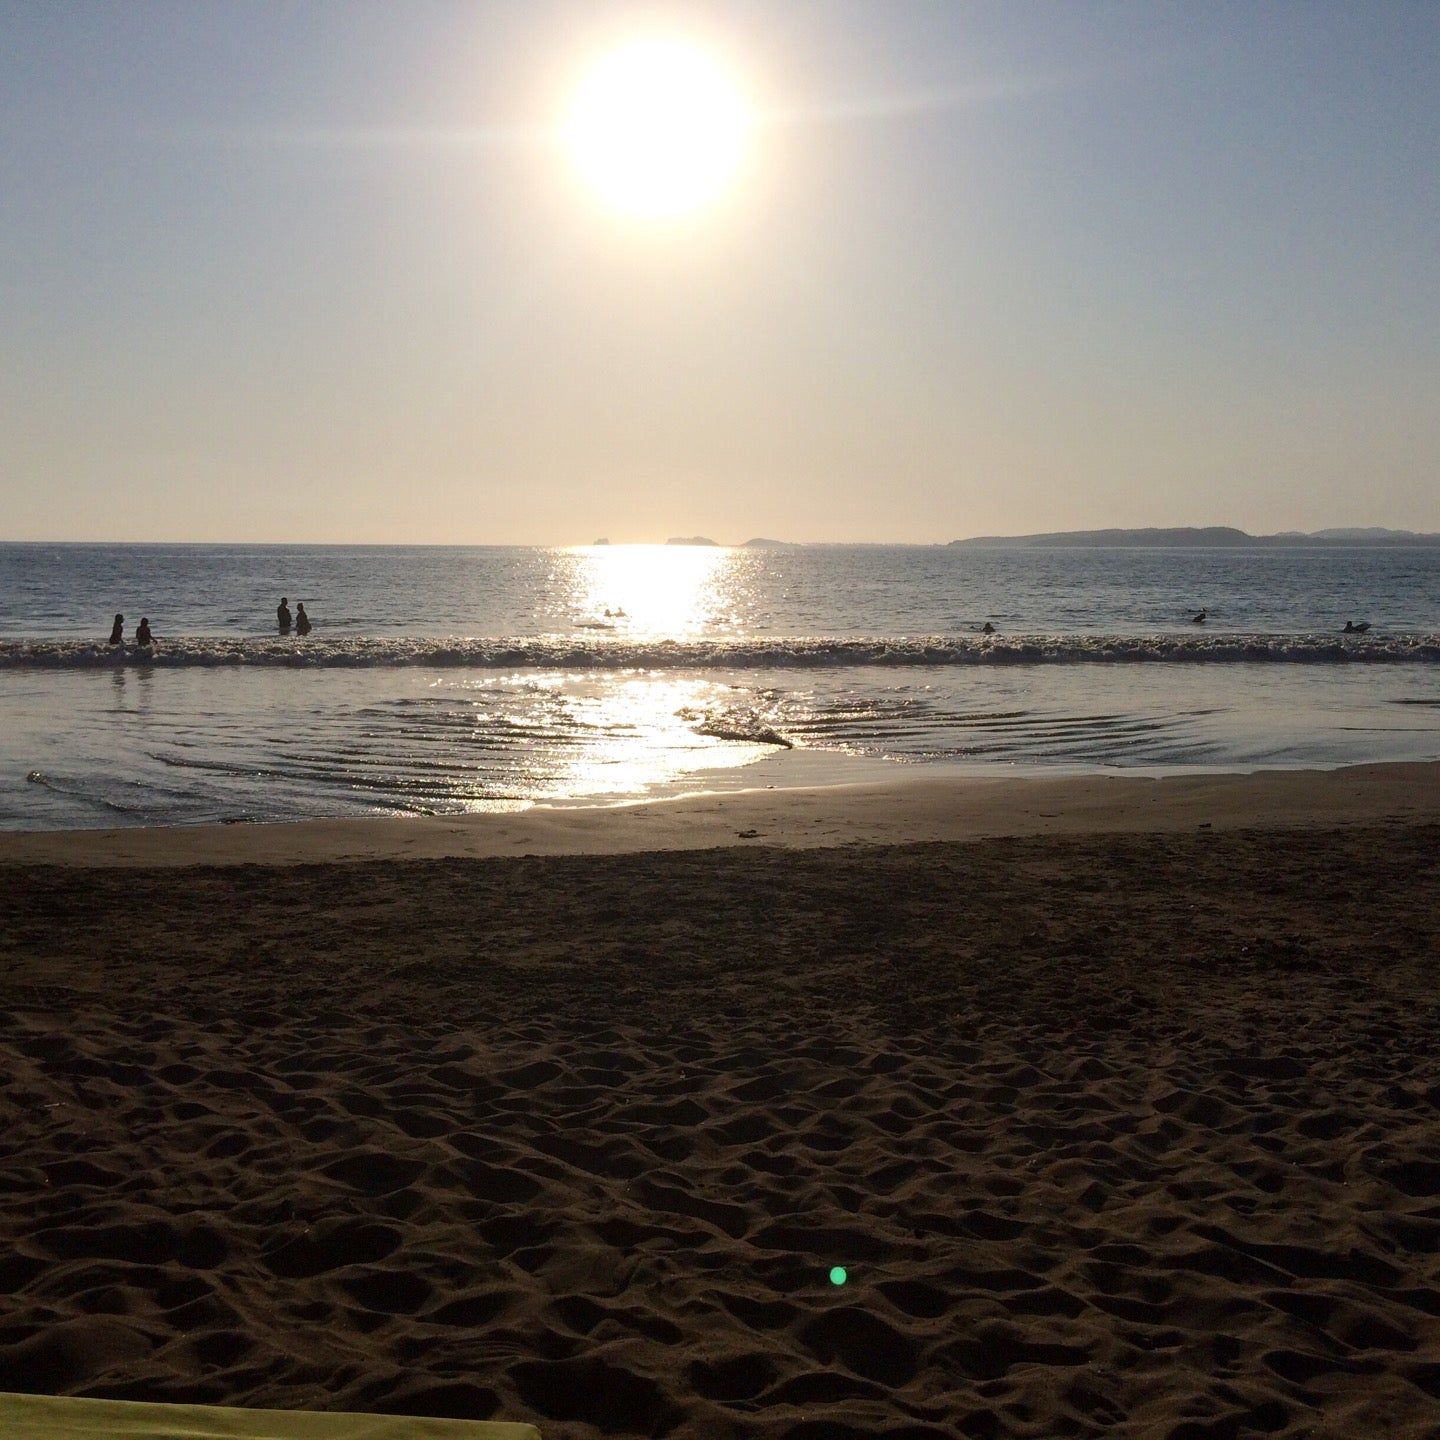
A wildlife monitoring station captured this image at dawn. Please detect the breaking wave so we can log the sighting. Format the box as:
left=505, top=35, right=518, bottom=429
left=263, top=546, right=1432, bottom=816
left=2, top=632, right=1437, bottom=671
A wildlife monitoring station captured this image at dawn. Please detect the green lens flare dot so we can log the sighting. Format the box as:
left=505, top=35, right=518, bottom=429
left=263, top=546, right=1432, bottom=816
left=829, top=1266, right=847, bottom=1286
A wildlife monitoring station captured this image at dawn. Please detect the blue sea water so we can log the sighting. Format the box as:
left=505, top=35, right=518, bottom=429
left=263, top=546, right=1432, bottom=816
left=1, top=542, right=1437, bottom=829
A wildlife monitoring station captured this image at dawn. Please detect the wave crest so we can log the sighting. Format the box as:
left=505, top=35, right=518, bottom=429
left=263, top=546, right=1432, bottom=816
left=1, top=633, right=1437, bottom=671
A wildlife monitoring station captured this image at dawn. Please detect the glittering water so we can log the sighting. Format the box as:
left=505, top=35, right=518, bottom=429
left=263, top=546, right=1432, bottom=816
left=2, top=543, right=1436, bottom=828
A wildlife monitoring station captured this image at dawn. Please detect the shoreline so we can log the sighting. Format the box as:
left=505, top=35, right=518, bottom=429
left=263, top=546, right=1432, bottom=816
left=1, top=758, right=1436, bottom=867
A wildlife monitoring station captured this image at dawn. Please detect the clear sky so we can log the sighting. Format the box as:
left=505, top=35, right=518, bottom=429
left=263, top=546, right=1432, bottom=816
left=3, top=1, right=1437, bottom=543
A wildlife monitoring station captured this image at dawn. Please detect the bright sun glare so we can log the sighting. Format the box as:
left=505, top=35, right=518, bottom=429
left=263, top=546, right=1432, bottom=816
left=563, top=39, right=750, bottom=220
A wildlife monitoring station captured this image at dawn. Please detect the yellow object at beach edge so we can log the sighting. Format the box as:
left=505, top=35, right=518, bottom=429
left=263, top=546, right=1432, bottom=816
left=0, top=1392, right=540, bottom=1440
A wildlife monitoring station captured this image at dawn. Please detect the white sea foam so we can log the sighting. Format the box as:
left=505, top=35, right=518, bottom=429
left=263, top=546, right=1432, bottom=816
left=2, top=633, right=1437, bottom=670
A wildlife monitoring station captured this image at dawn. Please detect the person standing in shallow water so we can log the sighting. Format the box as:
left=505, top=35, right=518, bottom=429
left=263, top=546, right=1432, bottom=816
left=108, top=614, right=124, bottom=645
left=295, top=603, right=311, bottom=636
left=277, top=597, right=292, bottom=634
left=135, top=618, right=153, bottom=647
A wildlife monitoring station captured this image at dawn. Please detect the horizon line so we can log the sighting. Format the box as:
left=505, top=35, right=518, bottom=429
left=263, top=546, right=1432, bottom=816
left=3, top=527, right=1439, bottom=550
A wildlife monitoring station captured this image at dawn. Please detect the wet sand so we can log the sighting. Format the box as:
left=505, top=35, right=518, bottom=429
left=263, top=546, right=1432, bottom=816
left=1, top=760, right=1436, bottom=866
left=1, top=774, right=1439, bottom=1437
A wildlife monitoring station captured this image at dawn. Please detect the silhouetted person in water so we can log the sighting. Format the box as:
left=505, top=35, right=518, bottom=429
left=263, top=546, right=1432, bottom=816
left=981, top=622, right=995, bottom=635
left=108, top=614, right=124, bottom=645
left=135, top=618, right=153, bottom=647
left=277, top=597, right=292, bottom=634
left=295, top=602, right=311, bottom=636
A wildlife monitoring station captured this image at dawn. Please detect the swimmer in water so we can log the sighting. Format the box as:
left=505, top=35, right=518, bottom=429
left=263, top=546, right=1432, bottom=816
left=108, top=614, right=124, bottom=645
left=295, top=602, right=311, bottom=636
left=135, top=618, right=153, bottom=647
left=277, top=597, right=292, bottom=634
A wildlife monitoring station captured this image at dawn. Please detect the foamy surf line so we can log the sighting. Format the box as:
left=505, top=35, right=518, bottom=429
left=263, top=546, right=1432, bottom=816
left=3, top=633, right=1438, bottom=669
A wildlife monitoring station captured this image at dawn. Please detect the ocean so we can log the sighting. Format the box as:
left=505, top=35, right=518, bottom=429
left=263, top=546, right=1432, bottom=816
left=2, top=542, right=1436, bottom=829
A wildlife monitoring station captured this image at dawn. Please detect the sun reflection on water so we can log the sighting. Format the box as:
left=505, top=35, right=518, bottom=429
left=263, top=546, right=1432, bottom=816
left=440, top=669, right=769, bottom=808
left=537, top=673, right=763, bottom=801
left=565, top=544, right=744, bottom=637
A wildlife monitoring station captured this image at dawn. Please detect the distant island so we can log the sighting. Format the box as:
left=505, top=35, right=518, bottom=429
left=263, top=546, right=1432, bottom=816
left=570, top=527, right=1437, bottom=548
left=948, top=526, right=1440, bottom=548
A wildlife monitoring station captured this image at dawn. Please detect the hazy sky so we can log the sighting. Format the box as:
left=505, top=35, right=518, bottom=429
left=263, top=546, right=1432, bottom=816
left=3, top=1, right=1437, bottom=543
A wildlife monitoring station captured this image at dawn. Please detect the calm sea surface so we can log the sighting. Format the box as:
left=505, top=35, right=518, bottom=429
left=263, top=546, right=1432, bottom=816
left=2, top=543, right=1437, bottom=829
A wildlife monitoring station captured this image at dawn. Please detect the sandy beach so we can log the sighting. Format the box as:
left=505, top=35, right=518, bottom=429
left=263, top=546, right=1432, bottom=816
left=2, top=766, right=1439, bottom=1438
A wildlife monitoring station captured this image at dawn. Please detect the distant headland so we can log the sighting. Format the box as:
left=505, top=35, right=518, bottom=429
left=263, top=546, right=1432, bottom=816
left=947, top=526, right=1440, bottom=549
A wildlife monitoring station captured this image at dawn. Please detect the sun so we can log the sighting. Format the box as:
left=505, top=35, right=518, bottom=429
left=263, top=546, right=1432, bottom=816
left=563, top=39, right=750, bottom=221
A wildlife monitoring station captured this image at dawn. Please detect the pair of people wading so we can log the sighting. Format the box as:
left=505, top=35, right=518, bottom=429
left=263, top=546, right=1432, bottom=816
left=277, top=598, right=311, bottom=635
left=107, top=613, right=152, bottom=646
